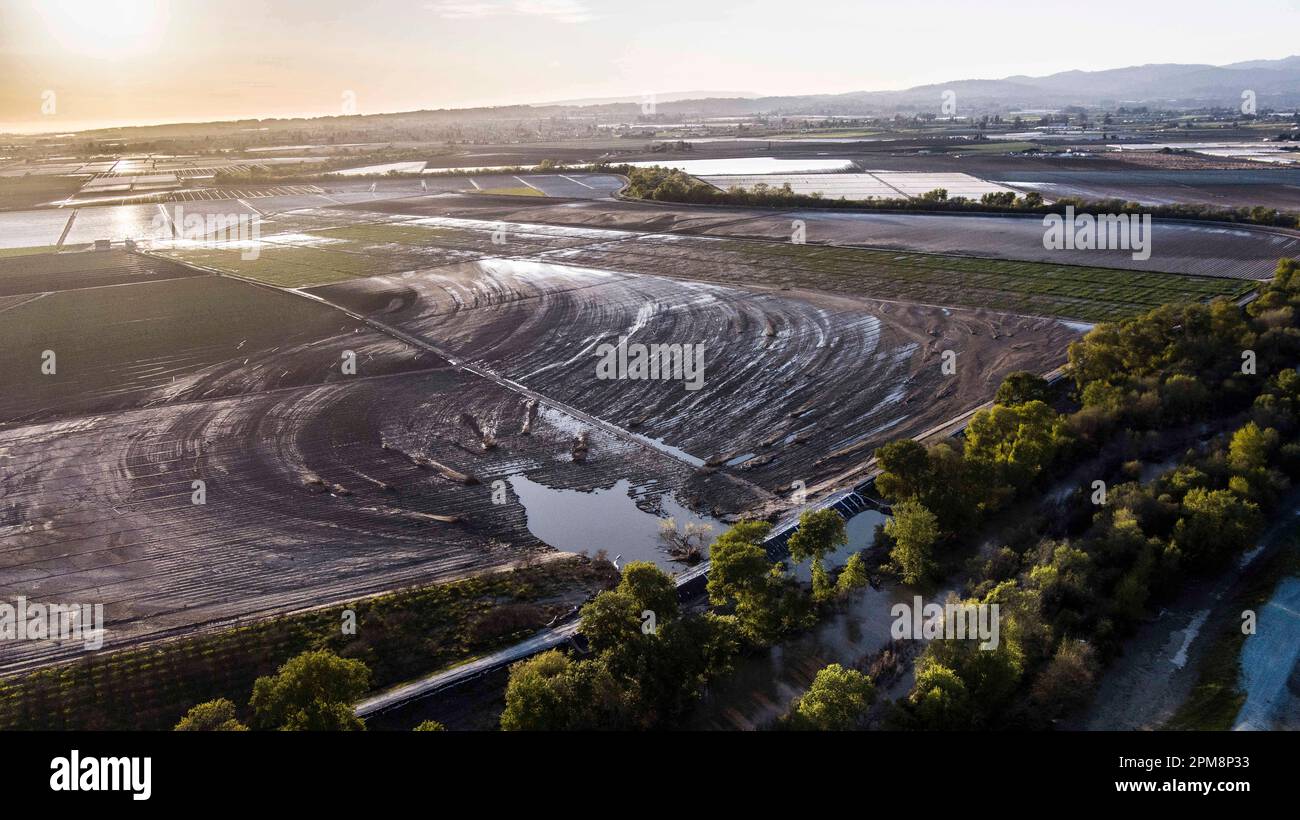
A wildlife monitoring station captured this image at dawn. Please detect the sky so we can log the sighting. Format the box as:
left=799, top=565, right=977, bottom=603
left=2, top=0, right=1299, bottom=133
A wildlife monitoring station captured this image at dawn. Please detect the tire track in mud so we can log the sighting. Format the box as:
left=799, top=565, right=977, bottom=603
left=189, top=254, right=744, bottom=479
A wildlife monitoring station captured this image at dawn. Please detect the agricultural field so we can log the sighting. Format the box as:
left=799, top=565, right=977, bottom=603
left=175, top=207, right=1253, bottom=322
left=551, top=234, right=1254, bottom=321
left=0, top=255, right=430, bottom=422
left=0, top=556, right=612, bottom=731
left=0, top=173, right=84, bottom=210
left=0, top=249, right=200, bottom=296
left=346, top=194, right=1298, bottom=279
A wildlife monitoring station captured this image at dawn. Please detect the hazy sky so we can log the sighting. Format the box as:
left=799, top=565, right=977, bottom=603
left=3, top=0, right=1299, bottom=133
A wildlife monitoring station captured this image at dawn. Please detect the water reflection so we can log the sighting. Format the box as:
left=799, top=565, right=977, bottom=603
left=508, top=474, right=720, bottom=571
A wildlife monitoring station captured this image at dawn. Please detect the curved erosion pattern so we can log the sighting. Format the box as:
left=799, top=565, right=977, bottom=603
left=0, top=368, right=723, bottom=672
left=310, top=258, right=1083, bottom=494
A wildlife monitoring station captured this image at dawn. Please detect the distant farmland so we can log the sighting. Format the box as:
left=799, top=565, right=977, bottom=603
left=160, top=211, right=1255, bottom=322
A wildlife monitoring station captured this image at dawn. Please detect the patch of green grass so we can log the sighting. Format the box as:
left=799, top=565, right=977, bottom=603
left=477, top=186, right=545, bottom=197
left=0, top=557, right=612, bottom=731
left=308, top=224, right=460, bottom=245
left=1165, top=536, right=1300, bottom=729
left=724, top=240, right=1253, bottom=322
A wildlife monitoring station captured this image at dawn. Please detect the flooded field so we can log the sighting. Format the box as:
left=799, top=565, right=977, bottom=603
left=509, top=474, right=720, bottom=566
left=342, top=194, right=1294, bottom=281
left=308, top=254, right=1082, bottom=494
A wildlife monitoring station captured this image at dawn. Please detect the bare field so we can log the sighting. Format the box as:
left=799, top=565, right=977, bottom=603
left=0, top=272, right=430, bottom=424
left=0, top=249, right=202, bottom=296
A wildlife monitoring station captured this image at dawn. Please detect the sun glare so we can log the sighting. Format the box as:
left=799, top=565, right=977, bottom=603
left=35, top=0, right=169, bottom=60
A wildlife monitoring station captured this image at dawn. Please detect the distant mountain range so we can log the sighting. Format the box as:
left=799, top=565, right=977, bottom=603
left=610, top=56, right=1300, bottom=116
left=16, top=57, right=1298, bottom=138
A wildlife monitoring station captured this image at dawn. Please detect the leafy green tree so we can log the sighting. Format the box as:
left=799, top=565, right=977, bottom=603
left=617, top=561, right=680, bottom=622
left=908, top=661, right=973, bottom=730
left=874, top=439, right=931, bottom=502
left=875, top=440, right=982, bottom=533
left=631, top=613, right=741, bottom=726
left=413, top=720, right=446, bottom=731
left=964, top=400, right=1066, bottom=490
left=579, top=590, right=644, bottom=655
left=707, top=521, right=773, bottom=604
left=249, top=650, right=371, bottom=731
left=499, top=651, right=626, bottom=731
left=1160, top=374, right=1209, bottom=422
left=789, top=664, right=876, bottom=730
left=923, top=441, right=985, bottom=531
left=706, top=521, right=788, bottom=642
left=919, top=604, right=1026, bottom=724
left=1228, top=421, right=1279, bottom=474
left=1027, top=541, right=1094, bottom=631
left=835, top=552, right=872, bottom=596
left=1172, top=488, right=1263, bottom=568
left=886, top=500, right=940, bottom=584
left=787, top=508, right=847, bottom=602
left=174, top=698, right=248, bottom=731
left=787, top=508, right=847, bottom=565
left=995, top=371, right=1050, bottom=406
left=1030, top=640, right=1098, bottom=721
left=581, top=560, right=681, bottom=655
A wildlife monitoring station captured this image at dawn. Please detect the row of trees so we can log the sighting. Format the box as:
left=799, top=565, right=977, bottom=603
left=619, top=165, right=1300, bottom=229
left=877, top=258, right=1300, bottom=729
left=176, top=650, right=373, bottom=731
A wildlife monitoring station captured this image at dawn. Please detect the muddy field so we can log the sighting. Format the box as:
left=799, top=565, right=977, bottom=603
left=0, top=249, right=763, bottom=671
left=308, top=256, right=1081, bottom=495
left=0, top=264, right=429, bottom=424
left=0, top=366, right=733, bottom=672
left=0, top=249, right=203, bottom=296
